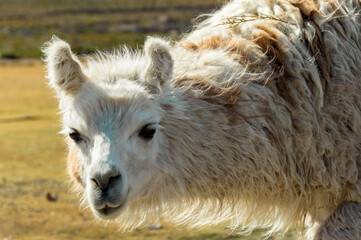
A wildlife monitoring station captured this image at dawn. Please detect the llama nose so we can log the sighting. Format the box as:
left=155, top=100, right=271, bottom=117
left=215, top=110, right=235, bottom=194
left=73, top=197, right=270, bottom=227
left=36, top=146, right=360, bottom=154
left=90, top=169, right=121, bottom=191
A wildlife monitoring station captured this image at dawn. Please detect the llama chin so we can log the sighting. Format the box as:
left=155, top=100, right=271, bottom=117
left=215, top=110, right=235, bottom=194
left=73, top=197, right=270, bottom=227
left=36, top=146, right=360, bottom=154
left=44, top=0, right=361, bottom=239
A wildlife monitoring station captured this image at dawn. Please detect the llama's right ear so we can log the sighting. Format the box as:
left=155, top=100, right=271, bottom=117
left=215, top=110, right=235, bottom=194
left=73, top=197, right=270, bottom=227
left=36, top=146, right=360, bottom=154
left=42, top=36, right=86, bottom=95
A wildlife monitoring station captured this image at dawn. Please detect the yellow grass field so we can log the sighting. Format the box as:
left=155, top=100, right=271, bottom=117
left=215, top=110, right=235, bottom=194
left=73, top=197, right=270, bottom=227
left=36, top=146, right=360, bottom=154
left=0, top=62, right=296, bottom=240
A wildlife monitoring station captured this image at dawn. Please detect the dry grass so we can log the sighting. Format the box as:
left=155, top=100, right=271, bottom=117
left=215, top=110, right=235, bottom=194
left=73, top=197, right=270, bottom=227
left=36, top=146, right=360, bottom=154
left=0, top=62, right=297, bottom=239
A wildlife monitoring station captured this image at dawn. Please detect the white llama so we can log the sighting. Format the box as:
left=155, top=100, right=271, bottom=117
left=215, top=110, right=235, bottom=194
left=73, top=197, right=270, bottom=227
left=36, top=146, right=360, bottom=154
left=43, top=0, right=361, bottom=239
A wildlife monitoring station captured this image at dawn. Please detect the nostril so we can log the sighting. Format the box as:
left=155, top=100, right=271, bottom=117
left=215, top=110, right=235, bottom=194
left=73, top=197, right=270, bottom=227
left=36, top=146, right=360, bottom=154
left=90, top=178, right=100, bottom=188
left=108, top=174, right=121, bottom=187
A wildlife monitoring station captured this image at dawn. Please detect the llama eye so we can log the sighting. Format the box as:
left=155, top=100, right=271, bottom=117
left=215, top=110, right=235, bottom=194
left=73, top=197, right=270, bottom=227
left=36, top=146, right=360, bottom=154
left=69, top=129, right=82, bottom=142
left=138, top=124, right=156, bottom=141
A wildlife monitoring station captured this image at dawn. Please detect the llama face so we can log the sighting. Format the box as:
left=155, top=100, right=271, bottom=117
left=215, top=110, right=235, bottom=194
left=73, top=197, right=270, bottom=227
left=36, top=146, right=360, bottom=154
left=63, top=81, right=163, bottom=218
left=43, top=36, right=172, bottom=219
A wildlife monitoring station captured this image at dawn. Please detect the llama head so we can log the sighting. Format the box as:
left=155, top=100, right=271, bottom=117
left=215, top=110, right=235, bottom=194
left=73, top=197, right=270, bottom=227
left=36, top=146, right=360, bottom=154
left=43, top=36, right=172, bottom=219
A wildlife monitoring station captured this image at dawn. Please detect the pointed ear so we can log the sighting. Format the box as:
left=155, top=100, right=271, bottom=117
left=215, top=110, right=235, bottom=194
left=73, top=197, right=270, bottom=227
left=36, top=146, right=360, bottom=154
left=142, top=37, right=173, bottom=93
left=42, top=36, right=86, bottom=95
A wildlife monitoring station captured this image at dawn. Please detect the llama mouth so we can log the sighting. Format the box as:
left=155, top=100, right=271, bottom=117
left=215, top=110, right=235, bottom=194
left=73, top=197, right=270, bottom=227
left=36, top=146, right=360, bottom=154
left=96, top=200, right=127, bottom=218
left=93, top=189, right=130, bottom=218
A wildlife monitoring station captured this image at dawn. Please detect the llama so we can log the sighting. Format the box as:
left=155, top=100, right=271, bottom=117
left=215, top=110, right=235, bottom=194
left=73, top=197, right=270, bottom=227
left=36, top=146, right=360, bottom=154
left=43, top=0, right=361, bottom=239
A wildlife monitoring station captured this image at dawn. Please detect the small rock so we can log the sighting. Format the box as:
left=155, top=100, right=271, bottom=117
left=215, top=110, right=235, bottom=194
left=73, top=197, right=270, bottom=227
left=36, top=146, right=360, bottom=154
left=46, top=192, right=58, bottom=202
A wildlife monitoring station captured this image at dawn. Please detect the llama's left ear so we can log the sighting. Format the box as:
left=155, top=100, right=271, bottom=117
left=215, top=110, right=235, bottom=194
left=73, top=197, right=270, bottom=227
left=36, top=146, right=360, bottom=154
left=142, top=37, right=173, bottom=93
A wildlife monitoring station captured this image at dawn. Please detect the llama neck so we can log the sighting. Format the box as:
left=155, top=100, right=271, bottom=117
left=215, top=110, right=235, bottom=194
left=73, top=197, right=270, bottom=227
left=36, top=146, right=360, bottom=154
left=151, top=86, right=314, bottom=229
left=156, top=84, right=274, bottom=200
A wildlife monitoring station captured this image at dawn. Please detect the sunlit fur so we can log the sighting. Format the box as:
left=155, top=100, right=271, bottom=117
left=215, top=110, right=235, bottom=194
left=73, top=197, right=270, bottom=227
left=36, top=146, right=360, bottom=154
left=44, top=0, right=361, bottom=239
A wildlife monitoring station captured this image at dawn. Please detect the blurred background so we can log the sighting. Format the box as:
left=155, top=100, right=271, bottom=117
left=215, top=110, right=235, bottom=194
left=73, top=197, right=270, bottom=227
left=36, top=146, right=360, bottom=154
left=0, top=0, right=223, bottom=59
left=0, top=0, right=297, bottom=239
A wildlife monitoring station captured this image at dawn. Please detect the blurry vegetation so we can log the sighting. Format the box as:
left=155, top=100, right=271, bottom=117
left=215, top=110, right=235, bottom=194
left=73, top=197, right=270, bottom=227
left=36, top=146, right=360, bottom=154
left=0, top=0, right=226, bottom=58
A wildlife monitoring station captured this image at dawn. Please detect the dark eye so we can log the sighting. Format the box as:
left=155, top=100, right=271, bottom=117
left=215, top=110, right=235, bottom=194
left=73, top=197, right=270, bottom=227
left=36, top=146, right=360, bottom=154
left=69, top=129, right=82, bottom=142
left=138, top=124, right=156, bottom=141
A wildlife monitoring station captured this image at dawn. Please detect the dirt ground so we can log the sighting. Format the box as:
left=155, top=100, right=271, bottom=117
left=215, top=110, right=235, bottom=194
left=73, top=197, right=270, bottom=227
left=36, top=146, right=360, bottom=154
left=0, top=61, right=297, bottom=240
